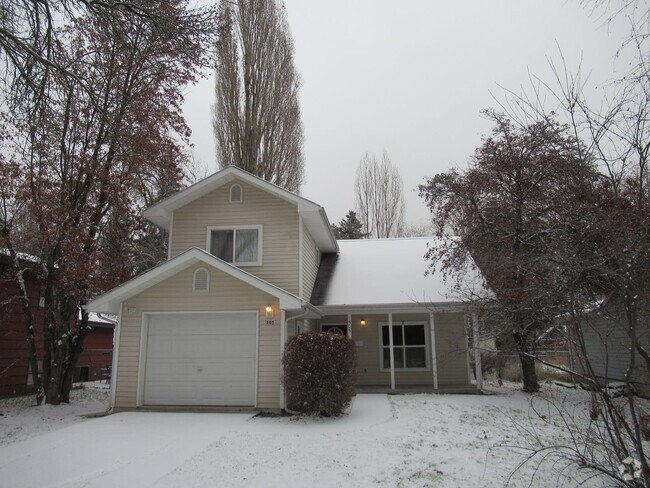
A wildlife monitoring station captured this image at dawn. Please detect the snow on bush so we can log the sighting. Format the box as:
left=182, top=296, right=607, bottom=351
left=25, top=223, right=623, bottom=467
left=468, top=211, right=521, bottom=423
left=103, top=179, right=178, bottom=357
left=282, top=332, right=356, bottom=416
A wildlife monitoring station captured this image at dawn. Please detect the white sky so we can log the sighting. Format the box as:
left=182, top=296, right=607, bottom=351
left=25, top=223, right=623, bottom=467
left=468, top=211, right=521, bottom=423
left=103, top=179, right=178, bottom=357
left=182, top=0, right=630, bottom=227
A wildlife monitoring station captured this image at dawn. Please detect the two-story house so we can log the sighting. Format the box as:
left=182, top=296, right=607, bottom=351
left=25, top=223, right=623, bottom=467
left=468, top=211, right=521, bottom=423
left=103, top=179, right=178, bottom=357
left=87, top=166, right=476, bottom=411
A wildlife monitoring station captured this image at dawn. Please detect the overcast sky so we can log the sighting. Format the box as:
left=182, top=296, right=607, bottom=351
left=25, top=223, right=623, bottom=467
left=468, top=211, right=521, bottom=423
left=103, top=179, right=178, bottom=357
left=182, top=0, right=630, bottom=228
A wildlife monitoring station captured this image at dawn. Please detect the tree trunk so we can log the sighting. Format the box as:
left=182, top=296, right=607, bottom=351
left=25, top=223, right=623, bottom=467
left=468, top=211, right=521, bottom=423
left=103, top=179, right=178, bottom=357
left=16, top=271, right=44, bottom=405
left=5, top=241, right=44, bottom=405
left=514, top=330, right=539, bottom=393
left=44, top=308, right=90, bottom=404
left=519, top=351, right=539, bottom=393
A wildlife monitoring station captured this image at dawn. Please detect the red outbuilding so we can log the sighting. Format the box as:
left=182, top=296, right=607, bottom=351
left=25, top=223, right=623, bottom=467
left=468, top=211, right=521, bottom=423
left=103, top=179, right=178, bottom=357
left=0, top=258, right=115, bottom=397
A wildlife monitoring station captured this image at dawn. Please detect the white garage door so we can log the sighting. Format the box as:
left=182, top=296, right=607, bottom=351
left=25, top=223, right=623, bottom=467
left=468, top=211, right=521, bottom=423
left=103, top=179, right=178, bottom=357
left=143, top=312, right=257, bottom=406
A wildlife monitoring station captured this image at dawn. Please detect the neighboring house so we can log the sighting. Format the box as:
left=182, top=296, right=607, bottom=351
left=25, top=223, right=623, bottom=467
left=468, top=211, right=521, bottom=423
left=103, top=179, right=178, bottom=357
left=73, top=313, right=116, bottom=383
left=577, top=301, right=650, bottom=396
left=0, top=257, right=115, bottom=397
left=87, top=166, right=478, bottom=411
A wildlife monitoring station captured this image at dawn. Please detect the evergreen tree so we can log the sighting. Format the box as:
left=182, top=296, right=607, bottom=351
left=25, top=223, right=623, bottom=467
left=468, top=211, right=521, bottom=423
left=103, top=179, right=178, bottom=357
left=331, top=211, right=367, bottom=239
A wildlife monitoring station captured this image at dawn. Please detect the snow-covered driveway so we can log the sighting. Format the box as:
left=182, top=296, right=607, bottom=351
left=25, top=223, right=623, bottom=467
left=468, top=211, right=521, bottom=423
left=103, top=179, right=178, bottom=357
left=0, top=389, right=601, bottom=487
left=1, top=395, right=394, bottom=488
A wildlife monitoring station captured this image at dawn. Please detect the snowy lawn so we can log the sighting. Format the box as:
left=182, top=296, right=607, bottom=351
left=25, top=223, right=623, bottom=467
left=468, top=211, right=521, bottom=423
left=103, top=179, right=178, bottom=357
left=0, top=381, right=620, bottom=487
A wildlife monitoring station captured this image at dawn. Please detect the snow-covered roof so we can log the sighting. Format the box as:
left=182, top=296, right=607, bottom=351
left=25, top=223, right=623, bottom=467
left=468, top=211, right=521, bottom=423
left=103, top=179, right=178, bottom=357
left=87, top=312, right=117, bottom=327
left=313, top=237, right=485, bottom=309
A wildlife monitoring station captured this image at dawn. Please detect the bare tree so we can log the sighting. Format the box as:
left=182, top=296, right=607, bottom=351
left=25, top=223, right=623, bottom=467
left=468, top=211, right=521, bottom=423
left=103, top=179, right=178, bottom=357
left=212, top=0, right=304, bottom=193
left=487, top=2, right=650, bottom=484
left=354, top=151, right=406, bottom=238
left=0, top=0, right=214, bottom=121
left=401, top=221, right=434, bottom=237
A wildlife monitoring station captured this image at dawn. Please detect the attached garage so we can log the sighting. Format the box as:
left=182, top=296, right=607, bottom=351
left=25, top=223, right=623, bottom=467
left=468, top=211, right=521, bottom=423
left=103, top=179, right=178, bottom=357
left=86, top=248, right=309, bottom=411
left=142, top=312, right=257, bottom=406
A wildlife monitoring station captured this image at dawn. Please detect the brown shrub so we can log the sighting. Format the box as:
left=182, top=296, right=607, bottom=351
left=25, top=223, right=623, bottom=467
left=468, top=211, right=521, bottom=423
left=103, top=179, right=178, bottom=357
left=282, top=332, right=356, bottom=416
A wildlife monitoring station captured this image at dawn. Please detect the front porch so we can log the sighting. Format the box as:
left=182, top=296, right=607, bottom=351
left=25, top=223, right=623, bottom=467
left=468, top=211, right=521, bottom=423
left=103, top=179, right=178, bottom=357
left=301, top=308, right=480, bottom=394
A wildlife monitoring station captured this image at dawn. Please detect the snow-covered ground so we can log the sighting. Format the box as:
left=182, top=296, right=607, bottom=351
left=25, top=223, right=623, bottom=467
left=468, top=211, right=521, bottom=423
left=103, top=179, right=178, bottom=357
left=0, top=381, right=110, bottom=447
left=0, top=381, right=618, bottom=487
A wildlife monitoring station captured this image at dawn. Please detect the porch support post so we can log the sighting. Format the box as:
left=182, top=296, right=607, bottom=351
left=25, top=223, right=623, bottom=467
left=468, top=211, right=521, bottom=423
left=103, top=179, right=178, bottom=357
left=280, top=309, right=287, bottom=410
left=429, top=311, right=438, bottom=390
left=388, top=312, right=395, bottom=390
left=465, top=315, right=473, bottom=384
left=472, top=312, right=483, bottom=391
left=347, top=314, right=352, bottom=339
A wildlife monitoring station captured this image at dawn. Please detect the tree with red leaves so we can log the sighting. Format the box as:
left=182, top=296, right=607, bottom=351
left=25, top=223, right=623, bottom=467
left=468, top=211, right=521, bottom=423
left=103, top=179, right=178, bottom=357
left=0, top=2, right=213, bottom=405
left=419, top=111, right=595, bottom=393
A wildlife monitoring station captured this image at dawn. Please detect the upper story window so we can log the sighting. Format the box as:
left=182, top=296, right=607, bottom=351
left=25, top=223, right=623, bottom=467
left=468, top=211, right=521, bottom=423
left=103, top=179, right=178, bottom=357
left=229, top=184, right=243, bottom=203
left=207, top=225, right=262, bottom=266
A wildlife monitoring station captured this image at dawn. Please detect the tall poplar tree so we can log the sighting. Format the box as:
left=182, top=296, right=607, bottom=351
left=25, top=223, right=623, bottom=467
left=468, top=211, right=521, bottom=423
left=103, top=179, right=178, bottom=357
left=212, top=0, right=304, bottom=192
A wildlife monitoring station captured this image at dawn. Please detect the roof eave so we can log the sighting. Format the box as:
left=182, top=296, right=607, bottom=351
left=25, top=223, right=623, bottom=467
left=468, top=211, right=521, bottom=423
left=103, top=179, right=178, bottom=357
left=317, top=302, right=475, bottom=314
left=87, top=247, right=304, bottom=314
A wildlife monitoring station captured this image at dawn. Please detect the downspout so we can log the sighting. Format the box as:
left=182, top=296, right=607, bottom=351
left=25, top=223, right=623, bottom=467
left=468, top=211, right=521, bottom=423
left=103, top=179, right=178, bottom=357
left=389, top=313, right=395, bottom=391
left=281, top=305, right=314, bottom=412
left=472, top=312, right=483, bottom=391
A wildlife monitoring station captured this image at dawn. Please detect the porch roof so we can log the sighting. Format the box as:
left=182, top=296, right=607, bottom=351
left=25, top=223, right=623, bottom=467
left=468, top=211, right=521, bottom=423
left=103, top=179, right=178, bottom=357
left=311, top=237, right=486, bottom=308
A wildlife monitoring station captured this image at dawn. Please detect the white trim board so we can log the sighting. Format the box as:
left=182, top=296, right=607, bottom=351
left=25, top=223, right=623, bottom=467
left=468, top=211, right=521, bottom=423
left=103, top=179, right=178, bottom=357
left=87, top=247, right=304, bottom=313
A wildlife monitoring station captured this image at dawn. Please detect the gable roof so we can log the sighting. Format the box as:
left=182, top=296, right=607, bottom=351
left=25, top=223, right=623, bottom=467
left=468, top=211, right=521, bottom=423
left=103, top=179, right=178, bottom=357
left=311, top=237, right=486, bottom=308
left=86, top=247, right=307, bottom=314
left=143, top=166, right=338, bottom=253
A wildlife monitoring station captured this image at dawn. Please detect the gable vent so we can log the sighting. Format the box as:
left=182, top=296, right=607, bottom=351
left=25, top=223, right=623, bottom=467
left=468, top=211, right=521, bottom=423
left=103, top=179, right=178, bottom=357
left=193, top=268, right=210, bottom=292
left=230, top=184, right=243, bottom=203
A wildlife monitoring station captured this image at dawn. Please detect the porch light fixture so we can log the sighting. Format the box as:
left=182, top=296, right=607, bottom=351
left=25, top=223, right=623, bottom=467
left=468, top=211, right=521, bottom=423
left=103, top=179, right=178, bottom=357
left=265, top=305, right=275, bottom=325
left=360, top=319, right=367, bottom=327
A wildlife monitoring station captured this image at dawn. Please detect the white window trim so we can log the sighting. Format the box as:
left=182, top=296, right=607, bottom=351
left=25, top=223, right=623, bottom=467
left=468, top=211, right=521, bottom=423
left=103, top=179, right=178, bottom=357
left=229, top=184, right=243, bottom=203
left=206, top=225, right=263, bottom=267
left=192, top=267, right=210, bottom=293
left=378, top=321, right=430, bottom=372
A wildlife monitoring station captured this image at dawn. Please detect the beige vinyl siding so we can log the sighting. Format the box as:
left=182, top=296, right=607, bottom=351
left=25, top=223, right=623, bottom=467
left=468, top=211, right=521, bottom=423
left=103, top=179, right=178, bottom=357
left=113, top=264, right=281, bottom=410
left=170, top=179, right=300, bottom=295
left=434, top=312, right=471, bottom=386
left=317, top=312, right=470, bottom=388
left=301, top=225, right=318, bottom=300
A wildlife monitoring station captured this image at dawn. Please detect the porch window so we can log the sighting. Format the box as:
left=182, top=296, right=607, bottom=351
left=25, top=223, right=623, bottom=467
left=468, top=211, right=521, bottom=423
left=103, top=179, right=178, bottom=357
left=322, top=324, right=347, bottom=335
left=207, top=225, right=262, bottom=266
left=381, top=323, right=427, bottom=369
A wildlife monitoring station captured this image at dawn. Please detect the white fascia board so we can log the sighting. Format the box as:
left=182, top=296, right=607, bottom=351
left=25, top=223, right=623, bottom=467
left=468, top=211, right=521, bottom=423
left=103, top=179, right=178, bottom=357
left=144, top=167, right=317, bottom=225
left=87, top=247, right=304, bottom=313
left=299, top=208, right=338, bottom=253
left=317, top=302, right=472, bottom=315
